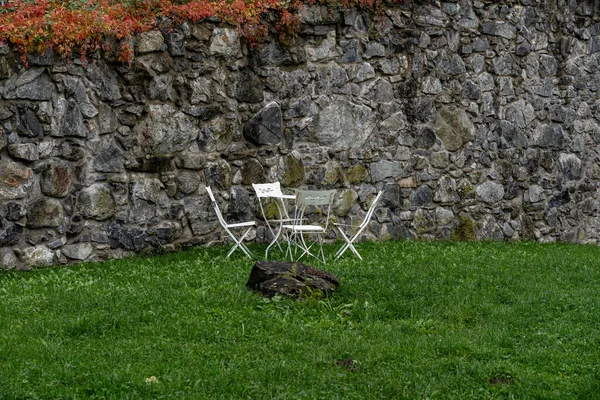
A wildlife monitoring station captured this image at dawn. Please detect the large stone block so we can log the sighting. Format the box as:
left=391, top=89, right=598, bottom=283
left=435, top=106, right=475, bottom=151
left=308, top=98, right=375, bottom=151
left=243, top=102, right=282, bottom=145
left=209, top=28, right=241, bottom=58
left=131, top=104, right=200, bottom=156
left=78, top=184, right=117, bottom=221
left=0, top=159, right=33, bottom=200
left=26, top=198, right=64, bottom=228
left=476, top=182, right=505, bottom=204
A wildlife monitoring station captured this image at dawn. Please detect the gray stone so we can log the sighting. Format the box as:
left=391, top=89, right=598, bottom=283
left=464, top=80, right=480, bottom=100
left=539, top=54, right=558, bottom=77
left=8, top=143, right=39, bottom=161
left=341, top=39, right=361, bottom=63
left=412, top=185, right=433, bottom=206
left=166, top=29, right=186, bottom=56
left=472, top=37, right=489, bottom=52
left=41, top=161, right=71, bottom=198
left=241, top=158, right=265, bottom=185
left=308, top=98, right=375, bottom=151
left=533, top=124, right=565, bottom=148
left=86, top=62, right=121, bottom=101
left=3, top=69, right=54, bottom=100
left=58, top=140, right=86, bottom=161
left=149, top=75, right=173, bottom=101
left=493, top=54, right=517, bottom=76
left=414, top=127, right=436, bottom=149
left=0, top=158, right=33, bottom=200
left=26, top=198, right=63, bottom=228
left=431, top=152, right=449, bottom=169
left=482, top=21, right=516, bottom=39
left=235, top=71, right=264, bottom=103
left=559, top=153, right=582, bottom=180
left=0, top=126, right=6, bottom=153
left=364, top=42, right=385, bottom=59
left=496, top=120, right=528, bottom=148
left=60, top=102, right=89, bottom=137
left=301, top=6, right=339, bottom=25
left=0, top=248, right=18, bottom=270
left=16, top=107, right=43, bottom=138
left=434, top=176, right=456, bottom=203
left=476, top=181, right=505, bottom=204
left=354, top=63, right=375, bottom=82
left=306, top=32, right=337, bottom=62
left=440, top=54, right=466, bottom=75
left=205, top=160, right=232, bottom=191
left=177, top=152, right=206, bottom=170
left=422, top=76, right=443, bottom=94
left=435, top=207, right=454, bottom=225
left=435, top=106, right=476, bottom=151
left=333, top=189, right=358, bottom=216
left=504, top=99, right=535, bottom=129
left=61, top=243, right=93, bottom=260
left=78, top=184, right=117, bottom=221
left=243, top=102, right=282, bottom=145
left=189, top=77, right=213, bottom=104
left=247, top=260, right=339, bottom=299
left=129, top=178, right=163, bottom=223
left=0, top=224, right=23, bottom=247
left=175, top=170, right=201, bottom=195
left=131, top=104, right=200, bottom=156
left=209, top=28, right=241, bottom=58
left=137, top=31, right=165, bottom=53
left=98, top=103, right=119, bottom=134
left=229, top=186, right=253, bottom=223
left=414, top=5, right=448, bottom=26
left=278, top=151, right=305, bottom=187
left=526, top=185, right=545, bottom=203
left=93, top=139, right=125, bottom=173
left=107, top=223, right=147, bottom=251
left=20, top=245, right=54, bottom=268
left=380, top=112, right=406, bottom=134
left=368, top=79, right=394, bottom=103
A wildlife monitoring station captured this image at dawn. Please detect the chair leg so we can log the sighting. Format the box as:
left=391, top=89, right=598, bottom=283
left=225, top=227, right=253, bottom=258
left=347, top=242, right=362, bottom=260
left=335, top=229, right=362, bottom=260
left=335, top=229, right=352, bottom=259
left=265, top=223, right=284, bottom=258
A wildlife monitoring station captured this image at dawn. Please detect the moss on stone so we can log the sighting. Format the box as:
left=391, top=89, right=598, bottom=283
left=282, top=153, right=305, bottom=187
left=451, top=216, right=475, bottom=241
left=262, top=198, right=282, bottom=220
left=457, top=181, right=474, bottom=199
left=322, top=161, right=341, bottom=186
left=345, top=164, right=368, bottom=184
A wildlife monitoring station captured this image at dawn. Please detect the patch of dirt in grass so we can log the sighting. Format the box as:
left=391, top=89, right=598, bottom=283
left=335, top=358, right=359, bottom=372
left=488, top=373, right=515, bottom=385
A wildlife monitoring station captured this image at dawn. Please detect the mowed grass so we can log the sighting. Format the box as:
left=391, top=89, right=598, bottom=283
left=1, top=240, right=600, bottom=399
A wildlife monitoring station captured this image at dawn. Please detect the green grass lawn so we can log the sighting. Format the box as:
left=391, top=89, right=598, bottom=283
left=1, top=240, right=600, bottom=399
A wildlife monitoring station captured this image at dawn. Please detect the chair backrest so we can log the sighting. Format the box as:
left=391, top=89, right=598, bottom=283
left=294, top=189, right=336, bottom=229
left=252, top=182, right=288, bottom=221
left=205, top=186, right=227, bottom=226
left=360, top=190, right=383, bottom=228
left=252, top=182, right=284, bottom=198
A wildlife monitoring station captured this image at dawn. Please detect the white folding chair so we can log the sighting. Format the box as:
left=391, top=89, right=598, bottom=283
left=283, top=189, right=336, bottom=264
left=252, top=182, right=295, bottom=258
left=334, top=190, right=383, bottom=260
left=205, top=186, right=255, bottom=258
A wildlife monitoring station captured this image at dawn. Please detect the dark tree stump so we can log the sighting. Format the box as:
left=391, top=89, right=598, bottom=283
left=246, top=260, right=339, bottom=299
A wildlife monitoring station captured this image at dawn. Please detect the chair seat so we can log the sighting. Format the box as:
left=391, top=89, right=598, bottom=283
left=226, top=221, right=256, bottom=228
left=282, top=224, right=325, bottom=232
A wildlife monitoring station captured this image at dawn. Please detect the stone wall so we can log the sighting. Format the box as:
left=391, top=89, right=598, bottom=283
left=1, top=0, right=599, bottom=269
